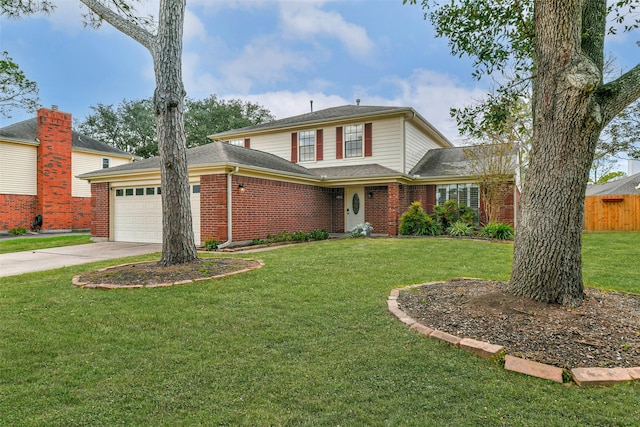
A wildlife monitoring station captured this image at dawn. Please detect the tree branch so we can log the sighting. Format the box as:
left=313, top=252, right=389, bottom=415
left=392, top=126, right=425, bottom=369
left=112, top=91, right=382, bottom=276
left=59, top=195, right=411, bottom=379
left=79, top=0, right=155, bottom=52
left=599, top=62, right=640, bottom=125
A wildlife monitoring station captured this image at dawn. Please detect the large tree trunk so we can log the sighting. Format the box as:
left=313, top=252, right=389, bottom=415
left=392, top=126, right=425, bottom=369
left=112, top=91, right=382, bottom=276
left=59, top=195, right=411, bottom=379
left=154, top=0, right=197, bottom=266
left=510, top=0, right=604, bottom=307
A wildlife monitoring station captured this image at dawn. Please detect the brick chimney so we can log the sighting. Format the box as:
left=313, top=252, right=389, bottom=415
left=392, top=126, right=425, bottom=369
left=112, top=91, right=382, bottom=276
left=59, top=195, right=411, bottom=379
left=36, top=106, right=73, bottom=231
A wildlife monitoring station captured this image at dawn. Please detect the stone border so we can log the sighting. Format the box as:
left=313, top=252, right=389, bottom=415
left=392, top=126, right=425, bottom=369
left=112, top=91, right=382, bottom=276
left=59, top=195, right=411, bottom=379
left=390, top=282, right=640, bottom=386
left=72, top=259, right=264, bottom=289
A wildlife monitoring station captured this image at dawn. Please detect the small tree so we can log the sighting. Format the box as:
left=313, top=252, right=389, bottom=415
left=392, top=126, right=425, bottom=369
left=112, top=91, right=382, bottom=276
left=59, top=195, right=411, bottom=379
left=463, top=141, right=517, bottom=224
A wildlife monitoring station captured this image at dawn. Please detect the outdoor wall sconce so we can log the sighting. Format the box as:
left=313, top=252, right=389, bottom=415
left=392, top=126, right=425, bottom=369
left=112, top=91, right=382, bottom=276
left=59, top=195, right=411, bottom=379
left=238, top=183, right=245, bottom=193
left=368, top=191, right=374, bottom=199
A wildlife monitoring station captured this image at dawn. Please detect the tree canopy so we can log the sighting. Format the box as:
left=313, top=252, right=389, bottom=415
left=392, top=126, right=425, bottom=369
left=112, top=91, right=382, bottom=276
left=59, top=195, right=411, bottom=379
left=77, top=95, right=274, bottom=158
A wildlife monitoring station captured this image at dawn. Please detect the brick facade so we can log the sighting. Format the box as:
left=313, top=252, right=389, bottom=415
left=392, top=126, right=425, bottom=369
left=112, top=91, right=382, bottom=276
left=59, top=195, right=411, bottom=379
left=90, top=182, right=110, bottom=239
left=200, top=174, right=339, bottom=243
left=0, top=194, right=37, bottom=230
left=36, top=107, right=74, bottom=231
left=0, top=107, right=103, bottom=234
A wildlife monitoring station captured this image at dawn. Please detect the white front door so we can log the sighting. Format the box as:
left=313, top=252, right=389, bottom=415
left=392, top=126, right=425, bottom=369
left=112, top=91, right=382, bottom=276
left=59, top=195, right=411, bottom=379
left=345, top=186, right=365, bottom=231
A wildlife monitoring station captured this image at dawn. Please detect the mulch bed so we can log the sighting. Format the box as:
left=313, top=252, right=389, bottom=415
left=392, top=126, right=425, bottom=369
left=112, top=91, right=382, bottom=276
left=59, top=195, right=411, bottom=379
left=397, top=279, right=640, bottom=370
left=73, top=258, right=263, bottom=288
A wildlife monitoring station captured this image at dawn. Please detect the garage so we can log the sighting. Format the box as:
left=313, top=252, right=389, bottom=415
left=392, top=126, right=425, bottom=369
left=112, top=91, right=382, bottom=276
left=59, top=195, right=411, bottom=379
left=112, top=184, right=201, bottom=244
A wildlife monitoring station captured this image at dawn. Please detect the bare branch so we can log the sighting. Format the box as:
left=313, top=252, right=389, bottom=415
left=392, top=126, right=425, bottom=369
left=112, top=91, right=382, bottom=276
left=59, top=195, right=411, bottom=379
left=79, top=0, right=155, bottom=52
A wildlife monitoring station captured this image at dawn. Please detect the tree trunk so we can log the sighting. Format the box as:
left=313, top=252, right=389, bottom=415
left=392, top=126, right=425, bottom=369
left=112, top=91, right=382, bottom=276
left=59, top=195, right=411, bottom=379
left=510, top=0, right=604, bottom=307
left=154, top=0, right=198, bottom=266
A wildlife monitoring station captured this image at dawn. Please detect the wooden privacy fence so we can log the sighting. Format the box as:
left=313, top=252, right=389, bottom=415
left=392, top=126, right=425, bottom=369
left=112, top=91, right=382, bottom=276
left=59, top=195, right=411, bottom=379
left=584, top=194, right=640, bottom=231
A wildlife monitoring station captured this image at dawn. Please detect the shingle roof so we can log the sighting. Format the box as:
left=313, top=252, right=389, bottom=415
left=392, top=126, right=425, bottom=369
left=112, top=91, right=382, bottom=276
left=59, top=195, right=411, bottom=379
left=409, top=146, right=472, bottom=178
left=210, top=105, right=418, bottom=139
left=585, top=172, right=640, bottom=196
left=79, top=141, right=317, bottom=179
left=0, top=118, right=132, bottom=157
left=309, top=164, right=402, bottom=179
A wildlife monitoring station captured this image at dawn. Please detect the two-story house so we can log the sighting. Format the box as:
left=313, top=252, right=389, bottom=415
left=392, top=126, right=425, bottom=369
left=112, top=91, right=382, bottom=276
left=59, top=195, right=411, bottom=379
left=80, top=105, right=516, bottom=245
left=0, top=107, right=135, bottom=234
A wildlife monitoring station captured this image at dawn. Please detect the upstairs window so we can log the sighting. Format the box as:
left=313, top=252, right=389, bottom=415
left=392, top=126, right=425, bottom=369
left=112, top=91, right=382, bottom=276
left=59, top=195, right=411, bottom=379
left=298, top=130, right=315, bottom=162
left=344, top=124, right=363, bottom=158
left=102, top=158, right=109, bottom=168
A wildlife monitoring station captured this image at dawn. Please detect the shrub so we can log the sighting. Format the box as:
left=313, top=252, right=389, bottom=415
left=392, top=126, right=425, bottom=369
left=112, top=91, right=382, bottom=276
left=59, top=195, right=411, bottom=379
left=399, top=201, right=430, bottom=235
left=268, top=231, right=293, bottom=242
left=203, top=238, right=219, bottom=251
left=417, top=221, right=442, bottom=236
left=480, top=222, right=514, bottom=240
left=350, top=222, right=373, bottom=237
left=434, top=200, right=477, bottom=228
left=309, top=229, right=330, bottom=240
left=447, top=220, right=473, bottom=237
left=292, top=231, right=311, bottom=242
left=251, top=238, right=266, bottom=246
left=10, top=227, right=27, bottom=236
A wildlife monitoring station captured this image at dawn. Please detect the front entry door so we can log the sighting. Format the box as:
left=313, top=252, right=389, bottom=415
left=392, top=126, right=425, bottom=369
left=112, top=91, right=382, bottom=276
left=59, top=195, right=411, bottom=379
left=345, top=186, right=365, bottom=231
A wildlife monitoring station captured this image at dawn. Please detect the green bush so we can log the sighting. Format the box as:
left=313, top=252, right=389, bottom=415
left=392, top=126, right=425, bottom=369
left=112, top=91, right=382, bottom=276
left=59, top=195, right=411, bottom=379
left=480, top=222, right=514, bottom=240
left=447, top=220, right=473, bottom=237
left=268, top=231, right=293, bottom=242
left=203, top=238, right=220, bottom=251
left=251, top=238, right=266, bottom=246
left=417, top=221, right=442, bottom=236
left=399, top=201, right=431, bottom=235
left=10, top=227, right=28, bottom=236
left=309, top=229, right=329, bottom=240
left=292, top=231, right=311, bottom=242
left=434, top=200, right=477, bottom=228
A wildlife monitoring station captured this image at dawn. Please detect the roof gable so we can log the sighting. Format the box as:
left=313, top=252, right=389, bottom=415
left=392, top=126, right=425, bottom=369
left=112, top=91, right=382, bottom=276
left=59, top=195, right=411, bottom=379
left=586, top=172, right=640, bottom=196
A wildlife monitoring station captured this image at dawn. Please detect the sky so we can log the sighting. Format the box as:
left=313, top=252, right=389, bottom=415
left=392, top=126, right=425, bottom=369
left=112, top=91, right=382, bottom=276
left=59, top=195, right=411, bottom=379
left=1, top=0, right=639, bottom=151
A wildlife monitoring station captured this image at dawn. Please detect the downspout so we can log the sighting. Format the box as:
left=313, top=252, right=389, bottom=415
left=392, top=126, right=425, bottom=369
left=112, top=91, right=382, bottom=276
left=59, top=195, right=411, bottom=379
left=217, top=166, right=238, bottom=249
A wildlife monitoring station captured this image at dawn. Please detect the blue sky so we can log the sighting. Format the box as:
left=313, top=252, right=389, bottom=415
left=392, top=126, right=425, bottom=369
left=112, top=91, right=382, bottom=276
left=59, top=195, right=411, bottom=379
left=1, top=0, right=638, bottom=147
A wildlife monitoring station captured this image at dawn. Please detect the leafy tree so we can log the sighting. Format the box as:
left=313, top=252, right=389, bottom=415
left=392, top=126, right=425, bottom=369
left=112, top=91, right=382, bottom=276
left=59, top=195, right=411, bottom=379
left=0, top=52, right=39, bottom=118
left=79, top=0, right=197, bottom=266
left=77, top=95, right=274, bottom=157
left=0, top=2, right=55, bottom=117
left=594, top=170, right=626, bottom=184
left=77, top=99, right=156, bottom=158
left=408, top=0, right=640, bottom=306
left=184, top=95, right=274, bottom=148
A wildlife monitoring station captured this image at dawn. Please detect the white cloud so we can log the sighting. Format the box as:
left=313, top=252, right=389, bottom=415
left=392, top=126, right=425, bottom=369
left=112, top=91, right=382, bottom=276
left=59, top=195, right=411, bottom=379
left=279, top=2, right=374, bottom=60
left=225, top=90, right=349, bottom=120
left=219, top=36, right=311, bottom=93
left=184, top=8, right=207, bottom=42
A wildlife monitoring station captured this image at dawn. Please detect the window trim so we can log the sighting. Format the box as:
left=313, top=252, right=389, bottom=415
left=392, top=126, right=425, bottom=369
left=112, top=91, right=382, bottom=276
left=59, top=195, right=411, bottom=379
left=102, top=158, right=109, bottom=169
left=344, top=123, right=363, bottom=158
left=298, top=129, right=316, bottom=163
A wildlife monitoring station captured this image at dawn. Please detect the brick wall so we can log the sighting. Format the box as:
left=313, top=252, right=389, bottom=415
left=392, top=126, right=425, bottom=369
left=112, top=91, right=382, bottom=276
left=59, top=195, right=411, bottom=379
left=0, top=194, right=37, bottom=230
left=364, top=186, right=388, bottom=234
left=91, top=182, right=110, bottom=239
left=200, top=174, right=338, bottom=243
left=36, top=107, right=73, bottom=231
left=72, top=197, right=92, bottom=230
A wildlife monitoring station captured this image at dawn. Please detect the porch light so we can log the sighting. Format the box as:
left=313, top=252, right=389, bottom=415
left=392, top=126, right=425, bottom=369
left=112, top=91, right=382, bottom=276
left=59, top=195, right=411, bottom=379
left=238, top=183, right=245, bottom=193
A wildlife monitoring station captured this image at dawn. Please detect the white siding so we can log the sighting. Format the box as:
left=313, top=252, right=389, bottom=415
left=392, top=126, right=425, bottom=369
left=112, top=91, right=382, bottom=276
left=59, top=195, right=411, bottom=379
left=0, top=141, right=37, bottom=195
left=245, top=117, right=405, bottom=172
left=72, top=152, right=130, bottom=197
left=405, top=121, right=442, bottom=174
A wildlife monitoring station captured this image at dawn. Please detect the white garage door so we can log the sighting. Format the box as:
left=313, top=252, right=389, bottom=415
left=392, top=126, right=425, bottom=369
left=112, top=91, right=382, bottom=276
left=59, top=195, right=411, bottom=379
left=113, top=185, right=200, bottom=244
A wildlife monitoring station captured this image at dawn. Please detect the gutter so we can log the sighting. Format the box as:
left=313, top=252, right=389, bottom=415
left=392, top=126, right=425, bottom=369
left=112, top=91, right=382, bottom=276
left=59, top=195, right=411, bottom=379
left=217, top=166, right=239, bottom=249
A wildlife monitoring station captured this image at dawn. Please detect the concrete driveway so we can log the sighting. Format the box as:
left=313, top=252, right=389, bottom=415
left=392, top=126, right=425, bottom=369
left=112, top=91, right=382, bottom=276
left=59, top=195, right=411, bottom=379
left=0, top=242, right=162, bottom=278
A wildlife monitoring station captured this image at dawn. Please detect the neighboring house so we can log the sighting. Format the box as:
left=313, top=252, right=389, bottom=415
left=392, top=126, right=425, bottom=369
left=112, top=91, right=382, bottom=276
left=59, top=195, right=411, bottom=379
left=80, top=105, right=517, bottom=245
left=0, top=107, right=135, bottom=233
left=584, top=172, right=640, bottom=231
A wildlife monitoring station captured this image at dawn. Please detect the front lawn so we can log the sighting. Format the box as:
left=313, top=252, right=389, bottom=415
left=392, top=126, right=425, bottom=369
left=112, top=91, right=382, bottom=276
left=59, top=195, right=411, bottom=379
left=0, top=233, right=638, bottom=425
left=0, top=234, right=92, bottom=254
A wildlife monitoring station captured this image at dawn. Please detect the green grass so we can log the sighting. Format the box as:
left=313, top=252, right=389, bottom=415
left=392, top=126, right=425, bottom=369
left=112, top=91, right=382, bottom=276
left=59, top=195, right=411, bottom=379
left=0, top=234, right=92, bottom=254
left=0, top=233, right=638, bottom=426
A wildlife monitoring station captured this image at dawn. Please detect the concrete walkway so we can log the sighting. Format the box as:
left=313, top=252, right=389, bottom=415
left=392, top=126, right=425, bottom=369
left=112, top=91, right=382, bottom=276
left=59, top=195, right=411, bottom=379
left=0, top=242, right=162, bottom=278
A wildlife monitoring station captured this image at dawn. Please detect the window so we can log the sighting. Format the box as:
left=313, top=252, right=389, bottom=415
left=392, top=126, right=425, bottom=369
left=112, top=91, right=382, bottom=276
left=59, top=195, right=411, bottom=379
left=125, top=188, right=134, bottom=196
left=436, top=183, right=480, bottom=223
left=344, top=124, right=363, bottom=158
left=115, top=189, right=124, bottom=197
left=146, top=187, right=155, bottom=195
left=298, top=130, right=315, bottom=162
left=228, top=139, right=244, bottom=146
left=192, top=185, right=200, bottom=194
left=135, top=188, right=144, bottom=196
left=102, top=158, right=109, bottom=169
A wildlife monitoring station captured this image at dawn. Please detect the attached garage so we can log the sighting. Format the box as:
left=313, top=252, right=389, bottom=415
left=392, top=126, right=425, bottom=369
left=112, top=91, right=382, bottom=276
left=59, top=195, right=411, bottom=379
left=112, top=184, right=201, bottom=244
